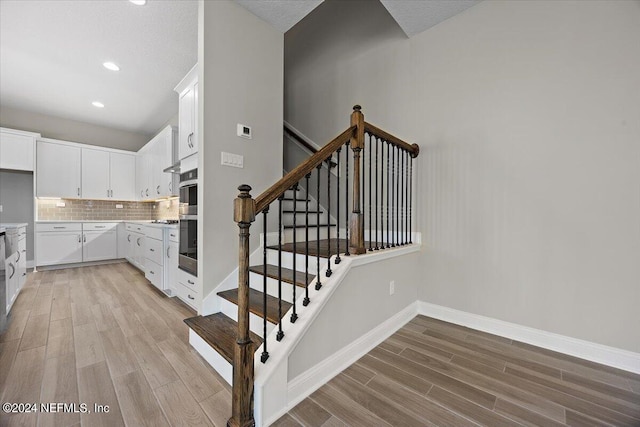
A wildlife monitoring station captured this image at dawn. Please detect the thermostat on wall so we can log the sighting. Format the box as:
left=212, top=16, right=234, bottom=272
left=237, top=124, right=252, bottom=139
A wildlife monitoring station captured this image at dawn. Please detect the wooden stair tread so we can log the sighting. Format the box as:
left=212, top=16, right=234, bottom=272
left=249, top=264, right=310, bottom=287
left=218, top=288, right=292, bottom=324
left=281, top=197, right=309, bottom=202
left=184, top=313, right=262, bottom=364
left=268, top=239, right=348, bottom=258
left=282, top=210, right=322, bottom=214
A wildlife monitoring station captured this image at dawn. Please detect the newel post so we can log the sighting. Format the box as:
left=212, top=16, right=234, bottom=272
left=229, top=185, right=256, bottom=427
left=349, top=105, right=366, bottom=254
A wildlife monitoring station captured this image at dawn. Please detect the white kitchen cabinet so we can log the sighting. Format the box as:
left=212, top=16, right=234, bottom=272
left=150, top=126, right=178, bottom=198
left=166, top=239, right=178, bottom=295
left=117, top=223, right=129, bottom=259
left=82, top=223, right=117, bottom=262
left=110, top=152, right=136, bottom=201
left=0, top=128, right=38, bottom=171
left=136, top=148, right=151, bottom=200
left=5, top=252, right=19, bottom=313
left=36, top=140, right=81, bottom=198
left=36, top=226, right=83, bottom=266
left=132, top=230, right=145, bottom=271
left=82, top=149, right=136, bottom=201
left=175, top=65, right=198, bottom=161
left=81, top=148, right=110, bottom=199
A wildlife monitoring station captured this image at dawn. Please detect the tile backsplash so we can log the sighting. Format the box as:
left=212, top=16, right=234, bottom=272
left=37, top=198, right=179, bottom=221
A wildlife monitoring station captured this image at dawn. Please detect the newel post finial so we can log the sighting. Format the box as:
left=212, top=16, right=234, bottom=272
left=234, top=185, right=255, bottom=225
left=353, top=104, right=361, bottom=112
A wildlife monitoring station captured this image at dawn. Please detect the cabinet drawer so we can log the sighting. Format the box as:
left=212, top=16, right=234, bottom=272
left=126, top=223, right=146, bottom=233
left=145, top=237, right=163, bottom=265
left=177, top=268, right=198, bottom=291
left=36, top=223, right=82, bottom=232
left=144, top=226, right=163, bottom=241
left=145, top=260, right=163, bottom=291
left=176, top=281, right=199, bottom=309
left=167, top=228, right=179, bottom=243
left=84, top=222, right=117, bottom=231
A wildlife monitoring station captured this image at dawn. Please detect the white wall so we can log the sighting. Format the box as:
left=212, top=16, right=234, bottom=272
left=199, top=0, right=283, bottom=297
left=0, top=106, right=151, bottom=151
left=285, top=0, right=640, bottom=352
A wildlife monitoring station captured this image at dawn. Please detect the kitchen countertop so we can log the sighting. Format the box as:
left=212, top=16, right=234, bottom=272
left=0, top=223, right=28, bottom=229
left=35, top=220, right=178, bottom=228
left=0, top=226, right=6, bottom=234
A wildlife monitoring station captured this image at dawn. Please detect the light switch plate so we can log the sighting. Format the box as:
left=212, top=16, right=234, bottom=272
left=237, top=124, right=252, bottom=139
left=56, top=202, right=66, bottom=207
left=221, top=151, right=244, bottom=168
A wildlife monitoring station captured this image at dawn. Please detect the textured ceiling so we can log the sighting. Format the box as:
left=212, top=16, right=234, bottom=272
left=0, top=0, right=198, bottom=136
left=380, top=0, right=480, bottom=37
left=235, top=0, right=324, bottom=33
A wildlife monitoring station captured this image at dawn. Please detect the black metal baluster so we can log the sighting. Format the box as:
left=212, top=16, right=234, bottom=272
left=315, top=164, right=322, bottom=290
left=276, top=196, right=284, bottom=341
left=405, top=149, right=409, bottom=245
left=261, top=208, right=269, bottom=362
left=335, top=148, right=342, bottom=264
left=375, top=136, right=379, bottom=250
left=386, top=141, right=390, bottom=249
left=400, top=149, right=405, bottom=245
left=409, top=156, right=413, bottom=244
left=304, top=173, right=311, bottom=306
left=291, top=184, right=298, bottom=323
left=326, top=158, right=333, bottom=278
left=345, top=140, right=350, bottom=256
left=391, top=144, right=396, bottom=247
left=362, top=133, right=366, bottom=249
left=397, top=146, right=401, bottom=247
left=368, top=133, right=373, bottom=251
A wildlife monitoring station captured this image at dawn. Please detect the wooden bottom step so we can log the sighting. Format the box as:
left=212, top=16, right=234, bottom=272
left=184, top=313, right=262, bottom=364
left=218, top=288, right=292, bottom=324
left=249, top=264, right=310, bottom=288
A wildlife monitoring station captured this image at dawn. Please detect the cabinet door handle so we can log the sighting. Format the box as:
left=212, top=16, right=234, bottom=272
left=16, top=251, right=20, bottom=262
left=146, top=189, right=149, bottom=197
left=187, top=279, right=195, bottom=285
left=77, top=187, right=80, bottom=196
left=53, top=226, right=66, bottom=229
left=150, top=248, right=155, bottom=252
left=141, top=190, right=144, bottom=198
left=169, top=181, right=172, bottom=193
left=9, top=263, right=15, bottom=279
left=127, top=234, right=131, bottom=242
left=157, top=185, right=160, bottom=195
left=107, top=189, right=110, bottom=197
left=78, top=235, right=82, bottom=243
left=149, top=270, right=154, bottom=275
left=187, top=294, right=195, bottom=300
left=83, top=234, right=86, bottom=243
left=170, top=233, right=176, bottom=238
left=167, top=247, right=170, bottom=258
left=95, top=226, right=105, bottom=229
left=137, top=237, right=141, bottom=246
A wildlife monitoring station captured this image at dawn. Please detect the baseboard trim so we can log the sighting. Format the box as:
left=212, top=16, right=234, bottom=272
left=189, top=330, right=233, bottom=385
left=417, top=301, right=640, bottom=375
left=283, top=302, right=418, bottom=422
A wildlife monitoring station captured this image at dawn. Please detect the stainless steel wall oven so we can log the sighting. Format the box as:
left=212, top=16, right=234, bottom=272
left=179, top=169, right=197, bottom=276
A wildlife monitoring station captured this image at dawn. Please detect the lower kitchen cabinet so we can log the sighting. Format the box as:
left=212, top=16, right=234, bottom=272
left=5, top=252, right=20, bottom=313
left=36, top=223, right=83, bottom=266
left=82, top=223, right=118, bottom=262
left=176, top=267, right=199, bottom=310
left=36, top=222, right=118, bottom=267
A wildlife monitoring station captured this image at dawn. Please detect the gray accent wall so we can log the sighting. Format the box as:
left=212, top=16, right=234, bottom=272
left=199, top=1, right=284, bottom=298
left=285, top=0, right=640, bottom=352
left=0, top=106, right=151, bottom=151
left=0, top=170, right=34, bottom=261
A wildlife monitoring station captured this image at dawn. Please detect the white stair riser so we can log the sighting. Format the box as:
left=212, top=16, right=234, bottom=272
left=249, top=271, right=313, bottom=304
left=219, top=298, right=278, bottom=337
left=266, top=249, right=326, bottom=273
left=282, top=212, right=326, bottom=226
left=283, top=227, right=337, bottom=242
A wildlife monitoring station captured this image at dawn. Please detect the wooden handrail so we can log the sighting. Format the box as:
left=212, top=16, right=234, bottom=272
left=284, top=125, right=337, bottom=168
left=255, top=125, right=356, bottom=213
left=364, top=121, right=420, bottom=157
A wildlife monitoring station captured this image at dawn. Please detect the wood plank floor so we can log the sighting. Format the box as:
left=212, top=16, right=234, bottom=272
left=275, top=315, right=640, bottom=427
left=3, top=263, right=640, bottom=426
left=0, top=262, right=231, bottom=427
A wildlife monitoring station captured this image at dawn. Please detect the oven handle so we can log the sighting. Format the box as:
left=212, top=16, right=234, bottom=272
left=179, top=215, right=198, bottom=220
left=178, top=179, right=198, bottom=188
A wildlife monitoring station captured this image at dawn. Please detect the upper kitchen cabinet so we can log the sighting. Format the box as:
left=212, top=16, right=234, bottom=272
left=137, top=125, right=177, bottom=201
left=136, top=145, right=151, bottom=200
left=81, top=148, right=136, bottom=200
left=0, top=127, right=39, bottom=171
left=36, top=140, right=81, bottom=198
left=175, top=65, right=198, bottom=161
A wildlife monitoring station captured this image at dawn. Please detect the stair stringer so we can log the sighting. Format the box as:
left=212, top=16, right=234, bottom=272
left=252, top=241, right=421, bottom=427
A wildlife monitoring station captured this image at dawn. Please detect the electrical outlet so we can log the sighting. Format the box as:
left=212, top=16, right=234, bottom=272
left=0, top=205, right=3, bottom=213
left=56, top=202, right=66, bottom=207
left=390, top=280, right=395, bottom=295
left=116, top=204, right=124, bottom=209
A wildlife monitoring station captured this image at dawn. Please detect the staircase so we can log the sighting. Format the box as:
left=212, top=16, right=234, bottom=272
left=184, top=187, right=335, bottom=376
left=184, top=106, right=419, bottom=426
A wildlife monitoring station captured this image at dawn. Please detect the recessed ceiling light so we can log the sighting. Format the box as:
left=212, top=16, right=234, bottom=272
left=92, top=101, right=105, bottom=108
left=129, top=0, right=146, bottom=5
left=103, top=62, right=120, bottom=71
